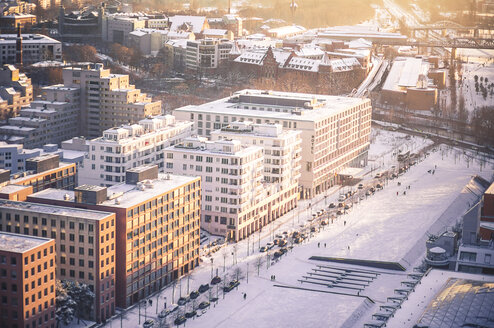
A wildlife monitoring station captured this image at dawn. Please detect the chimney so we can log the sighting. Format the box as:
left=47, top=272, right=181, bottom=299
left=16, top=23, right=22, bottom=66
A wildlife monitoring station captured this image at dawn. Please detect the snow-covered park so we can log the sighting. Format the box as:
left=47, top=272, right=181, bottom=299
left=100, top=129, right=493, bottom=328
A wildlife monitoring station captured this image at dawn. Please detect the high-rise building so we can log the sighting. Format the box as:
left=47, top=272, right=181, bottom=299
left=0, top=34, right=61, bottom=65
left=78, top=115, right=194, bottom=186
left=173, top=89, right=372, bottom=198
left=27, top=165, right=201, bottom=308
left=0, top=200, right=116, bottom=323
left=0, top=232, right=56, bottom=328
left=62, top=64, right=162, bottom=139
left=185, top=39, right=232, bottom=72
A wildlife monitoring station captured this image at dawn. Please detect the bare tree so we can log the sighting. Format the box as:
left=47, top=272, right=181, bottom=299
left=255, top=256, right=264, bottom=276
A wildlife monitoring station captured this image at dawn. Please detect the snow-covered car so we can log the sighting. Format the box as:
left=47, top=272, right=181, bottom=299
left=198, top=284, right=209, bottom=293
left=358, top=184, right=364, bottom=189
left=338, top=194, right=346, bottom=202
left=211, top=276, right=221, bottom=285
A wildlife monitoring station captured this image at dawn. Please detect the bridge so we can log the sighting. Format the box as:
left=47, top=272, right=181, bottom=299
left=373, top=37, right=494, bottom=50
left=408, top=21, right=494, bottom=38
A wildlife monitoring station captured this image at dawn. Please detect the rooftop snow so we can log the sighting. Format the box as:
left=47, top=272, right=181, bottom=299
left=0, top=199, right=113, bottom=221
left=0, top=231, right=51, bottom=253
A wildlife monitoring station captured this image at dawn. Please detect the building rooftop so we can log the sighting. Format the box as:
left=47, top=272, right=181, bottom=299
left=30, top=173, right=199, bottom=208
left=0, top=199, right=113, bottom=220
left=0, top=231, right=51, bottom=254
left=0, top=34, right=60, bottom=45
left=174, top=89, right=369, bottom=122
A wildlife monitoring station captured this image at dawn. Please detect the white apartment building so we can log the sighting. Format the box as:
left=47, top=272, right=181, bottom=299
left=185, top=39, right=232, bottom=71
left=210, top=121, right=301, bottom=191
left=78, top=115, right=194, bottom=187
left=62, top=64, right=162, bottom=138
left=173, top=89, right=372, bottom=198
left=0, top=33, right=62, bottom=65
left=165, top=137, right=299, bottom=241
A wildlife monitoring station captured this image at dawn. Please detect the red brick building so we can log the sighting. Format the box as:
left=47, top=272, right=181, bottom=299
left=0, top=232, right=56, bottom=328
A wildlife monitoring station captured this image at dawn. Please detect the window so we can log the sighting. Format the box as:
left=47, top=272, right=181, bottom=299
left=459, top=251, right=477, bottom=262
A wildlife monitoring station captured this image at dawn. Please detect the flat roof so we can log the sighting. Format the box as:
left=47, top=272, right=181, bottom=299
left=0, top=184, right=31, bottom=194
left=31, top=173, right=199, bottom=208
left=0, top=231, right=51, bottom=253
left=174, top=89, right=369, bottom=122
left=0, top=199, right=113, bottom=221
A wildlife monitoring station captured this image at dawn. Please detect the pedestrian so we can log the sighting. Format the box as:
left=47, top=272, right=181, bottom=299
left=149, top=299, right=152, bottom=306
left=396, top=191, right=399, bottom=196
left=244, top=293, right=247, bottom=300
left=273, top=275, right=276, bottom=280
left=432, top=170, right=435, bottom=175
left=324, top=243, right=327, bottom=248
left=318, top=242, right=320, bottom=248
left=348, top=246, right=350, bottom=250
left=403, top=191, right=406, bottom=195
left=344, top=221, right=346, bottom=226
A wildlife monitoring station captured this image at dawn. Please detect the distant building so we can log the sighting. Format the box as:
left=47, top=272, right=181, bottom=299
left=0, top=12, right=35, bottom=30
left=231, top=47, right=365, bottom=95
left=0, top=1, right=36, bottom=16
left=0, top=64, right=33, bottom=120
left=381, top=57, right=438, bottom=111
left=9, top=153, right=77, bottom=192
left=0, top=200, right=116, bottom=323
left=61, top=64, right=162, bottom=139
left=174, top=90, right=371, bottom=198
left=0, top=232, right=56, bottom=328
left=0, top=85, right=80, bottom=148
left=202, top=28, right=234, bottom=40
left=0, top=34, right=62, bottom=65
left=27, top=166, right=201, bottom=308
left=168, top=15, right=209, bottom=35
left=185, top=39, right=232, bottom=72
left=103, top=15, right=146, bottom=45
left=78, top=115, right=194, bottom=187
left=128, top=28, right=168, bottom=56
left=58, top=5, right=105, bottom=42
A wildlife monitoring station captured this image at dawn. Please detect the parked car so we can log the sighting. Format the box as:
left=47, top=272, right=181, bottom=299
left=143, top=319, right=155, bottom=328
left=344, top=203, right=352, bottom=210
left=230, top=280, right=240, bottom=288
left=278, top=239, right=287, bottom=247
left=375, top=173, right=382, bottom=178
left=336, top=210, right=344, bottom=216
left=358, top=184, right=364, bottom=189
left=259, top=246, right=268, bottom=252
left=280, top=247, right=288, bottom=254
left=211, top=276, right=221, bottom=285
left=338, top=202, right=345, bottom=208
left=185, top=311, right=197, bottom=318
left=198, top=284, right=209, bottom=293
left=273, top=239, right=280, bottom=245
left=174, top=316, right=187, bottom=325
left=273, top=251, right=283, bottom=258
left=376, top=183, right=383, bottom=189
left=365, top=190, right=371, bottom=196
left=338, top=194, right=346, bottom=202
left=294, top=237, right=302, bottom=244
left=328, top=203, right=336, bottom=208
left=198, top=301, right=210, bottom=310
left=320, top=220, right=328, bottom=226
left=190, top=291, right=200, bottom=300
left=266, top=242, right=275, bottom=250
left=177, top=296, right=190, bottom=306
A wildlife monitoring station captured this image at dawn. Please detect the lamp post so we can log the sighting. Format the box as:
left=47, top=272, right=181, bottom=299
left=210, top=258, right=214, bottom=280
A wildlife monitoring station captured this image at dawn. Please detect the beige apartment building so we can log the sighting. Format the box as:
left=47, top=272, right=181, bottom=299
left=62, top=64, right=162, bottom=139
left=173, top=89, right=372, bottom=198
left=0, top=200, right=116, bottom=323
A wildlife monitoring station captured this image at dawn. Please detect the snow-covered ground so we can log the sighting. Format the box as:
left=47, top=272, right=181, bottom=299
left=458, top=62, right=494, bottom=118
left=102, top=129, right=493, bottom=328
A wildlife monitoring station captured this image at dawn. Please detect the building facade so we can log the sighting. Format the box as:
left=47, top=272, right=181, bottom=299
left=27, top=166, right=201, bottom=308
left=0, top=200, right=116, bottom=322
left=185, top=39, right=232, bottom=72
left=78, top=115, right=194, bottom=187
left=165, top=137, right=299, bottom=241
left=173, top=89, right=372, bottom=198
left=0, top=232, right=56, bottom=328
